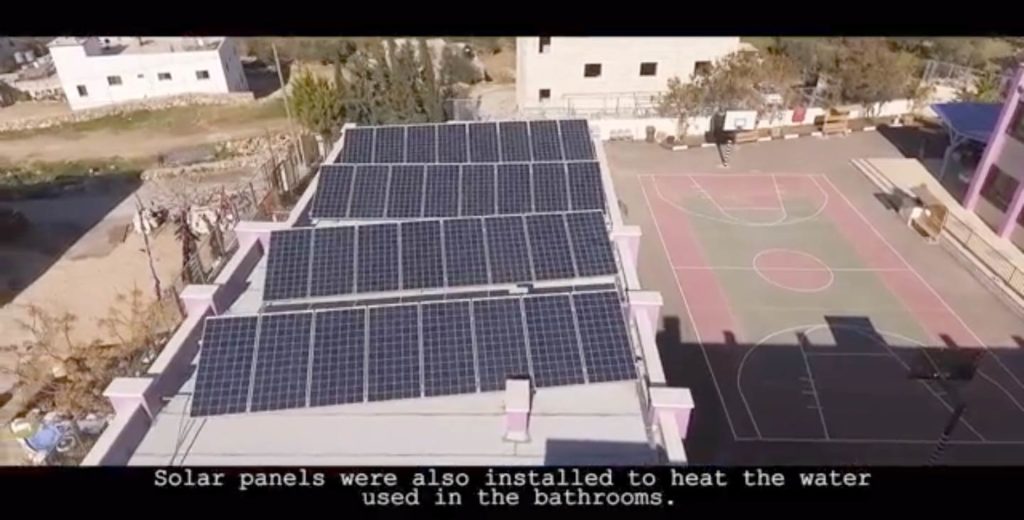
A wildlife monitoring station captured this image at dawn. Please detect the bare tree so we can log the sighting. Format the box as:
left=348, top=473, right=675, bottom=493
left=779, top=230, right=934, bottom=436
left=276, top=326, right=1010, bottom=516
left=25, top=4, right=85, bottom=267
left=0, top=288, right=170, bottom=420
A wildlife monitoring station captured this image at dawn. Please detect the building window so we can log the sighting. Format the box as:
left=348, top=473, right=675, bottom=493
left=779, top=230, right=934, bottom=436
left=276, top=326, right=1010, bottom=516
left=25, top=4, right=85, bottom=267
left=1009, top=102, right=1024, bottom=143
left=158, top=72, right=172, bottom=81
left=196, top=70, right=210, bottom=80
left=539, top=89, right=551, bottom=101
left=640, top=62, right=658, bottom=77
left=583, top=63, right=602, bottom=78
left=539, top=37, right=551, bottom=54
left=137, top=73, right=144, bottom=79
left=107, top=75, right=122, bottom=86
left=694, top=61, right=713, bottom=76
left=76, top=85, right=88, bottom=97
left=981, top=165, right=1018, bottom=212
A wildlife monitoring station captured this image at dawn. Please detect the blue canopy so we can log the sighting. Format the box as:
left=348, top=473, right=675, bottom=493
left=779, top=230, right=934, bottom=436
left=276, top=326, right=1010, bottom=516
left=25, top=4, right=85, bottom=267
left=931, top=102, right=1002, bottom=144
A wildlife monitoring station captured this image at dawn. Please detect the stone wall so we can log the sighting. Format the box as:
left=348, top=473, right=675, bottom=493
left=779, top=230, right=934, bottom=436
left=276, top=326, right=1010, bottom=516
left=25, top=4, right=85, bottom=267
left=0, top=92, right=257, bottom=133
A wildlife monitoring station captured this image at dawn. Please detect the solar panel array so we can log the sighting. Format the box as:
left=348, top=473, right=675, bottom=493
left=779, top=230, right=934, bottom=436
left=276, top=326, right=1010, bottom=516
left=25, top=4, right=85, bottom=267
left=193, top=118, right=639, bottom=418
left=191, top=290, right=636, bottom=416
left=309, top=162, right=606, bottom=220
left=338, top=120, right=596, bottom=164
left=262, top=211, right=618, bottom=302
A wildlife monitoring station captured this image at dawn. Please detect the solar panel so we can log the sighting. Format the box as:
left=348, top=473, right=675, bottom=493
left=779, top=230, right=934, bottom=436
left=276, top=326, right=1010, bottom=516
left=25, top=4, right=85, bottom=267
left=485, top=216, right=533, bottom=283
left=423, top=165, right=460, bottom=217
left=461, top=164, right=496, bottom=216
left=566, top=161, right=606, bottom=211
left=473, top=298, right=531, bottom=391
left=421, top=301, right=477, bottom=396
left=250, top=312, right=313, bottom=412
left=438, top=124, right=468, bottom=163
left=310, top=165, right=354, bottom=219
left=374, top=126, right=406, bottom=163
left=443, top=218, right=489, bottom=287
left=356, top=224, right=400, bottom=293
left=310, top=308, right=366, bottom=407
left=525, top=214, right=576, bottom=280
left=263, top=229, right=313, bottom=301
left=498, top=121, right=531, bottom=162
left=524, top=295, right=585, bottom=387
left=191, top=316, right=260, bottom=417
left=348, top=165, right=390, bottom=218
left=565, top=211, right=617, bottom=277
left=340, top=128, right=374, bottom=163
left=386, top=165, right=425, bottom=218
left=496, top=164, right=532, bottom=214
left=309, top=226, right=356, bottom=298
left=406, top=125, right=437, bottom=163
left=558, top=119, right=596, bottom=160
left=529, top=120, right=563, bottom=161
left=468, top=122, right=500, bottom=162
left=532, top=163, right=570, bottom=212
left=193, top=288, right=633, bottom=416
left=400, top=220, right=444, bottom=289
left=367, top=305, right=422, bottom=401
left=572, top=291, right=636, bottom=383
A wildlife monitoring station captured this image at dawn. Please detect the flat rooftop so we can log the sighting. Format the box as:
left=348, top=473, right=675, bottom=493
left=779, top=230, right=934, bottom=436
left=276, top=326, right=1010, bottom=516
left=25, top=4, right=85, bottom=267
left=130, top=377, right=654, bottom=465
left=49, top=37, right=222, bottom=56
left=122, top=119, right=668, bottom=466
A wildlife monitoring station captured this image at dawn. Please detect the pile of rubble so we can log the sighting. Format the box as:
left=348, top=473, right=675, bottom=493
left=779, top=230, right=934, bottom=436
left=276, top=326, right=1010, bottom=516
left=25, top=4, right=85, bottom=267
left=142, top=133, right=293, bottom=181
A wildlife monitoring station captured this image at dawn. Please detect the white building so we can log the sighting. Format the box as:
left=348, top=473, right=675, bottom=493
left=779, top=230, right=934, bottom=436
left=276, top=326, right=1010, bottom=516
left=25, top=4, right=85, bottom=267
left=48, top=36, right=249, bottom=111
left=515, top=37, right=743, bottom=117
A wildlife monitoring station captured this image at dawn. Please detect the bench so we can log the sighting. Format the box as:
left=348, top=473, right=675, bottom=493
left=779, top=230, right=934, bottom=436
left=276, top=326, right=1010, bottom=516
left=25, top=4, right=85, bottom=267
left=908, top=186, right=948, bottom=244
left=734, top=130, right=760, bottom=144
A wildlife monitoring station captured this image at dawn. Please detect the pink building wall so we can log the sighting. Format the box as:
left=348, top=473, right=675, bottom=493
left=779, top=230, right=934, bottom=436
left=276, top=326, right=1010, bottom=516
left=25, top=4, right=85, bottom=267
left=964, top=67, right=1024, bottom=238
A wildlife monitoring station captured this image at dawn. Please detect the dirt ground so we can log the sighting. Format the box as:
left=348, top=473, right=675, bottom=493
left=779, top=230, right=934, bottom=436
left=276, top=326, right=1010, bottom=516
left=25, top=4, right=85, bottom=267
left=0, top=118, right=292, bottom=163
left=0, top=100, right=292, bottom=163
left=0, top=101, right=71, bottom=124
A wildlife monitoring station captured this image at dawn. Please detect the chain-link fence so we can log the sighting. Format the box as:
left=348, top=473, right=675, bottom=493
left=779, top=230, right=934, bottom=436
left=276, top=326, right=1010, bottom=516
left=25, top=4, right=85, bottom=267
left=161, top=132, right=323, bottom=312
left=921, top=59, right=982, bottom=92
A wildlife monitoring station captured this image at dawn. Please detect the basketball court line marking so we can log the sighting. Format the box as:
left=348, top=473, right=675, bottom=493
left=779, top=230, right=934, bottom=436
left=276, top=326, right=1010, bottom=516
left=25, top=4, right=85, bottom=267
left=689, top=175, right=787, bottom=226
left=752, top=249, right=835, bottom=293
left=685, top=304, right=960, bottom=314
left=638, top=177, right=741, bottom=441
left=805, top=352, right=900, bottom=357
left=673, top=265, right=911, bottom=272
left=649, top=174, right=829, bottom=228
left=798, top=339, right=831, bottom=439
left=717, top=206, right=782, bottom=211
left=770, top=174, right=789, bottom=223
left=817, top=176, right=1024, bottom=400
left=739, top=323, right=986, bottom=442
left=641, top=173, right=828, bottom=179
left=640, top=171, right=1024, bottom=444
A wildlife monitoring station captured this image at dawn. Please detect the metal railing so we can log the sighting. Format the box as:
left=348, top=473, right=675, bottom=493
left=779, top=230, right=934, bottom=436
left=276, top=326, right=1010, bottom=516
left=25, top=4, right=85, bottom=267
left=942, top=211, right=1024, bottom=299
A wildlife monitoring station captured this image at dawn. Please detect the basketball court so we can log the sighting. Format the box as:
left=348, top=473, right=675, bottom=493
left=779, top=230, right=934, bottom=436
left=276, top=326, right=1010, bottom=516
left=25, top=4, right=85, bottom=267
left=636, top=166, right=1024, bottom=462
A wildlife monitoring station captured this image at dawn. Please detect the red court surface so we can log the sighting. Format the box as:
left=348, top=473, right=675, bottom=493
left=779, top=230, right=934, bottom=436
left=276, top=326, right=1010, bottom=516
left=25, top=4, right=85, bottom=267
left=637, top=171, right=1024, bottom=464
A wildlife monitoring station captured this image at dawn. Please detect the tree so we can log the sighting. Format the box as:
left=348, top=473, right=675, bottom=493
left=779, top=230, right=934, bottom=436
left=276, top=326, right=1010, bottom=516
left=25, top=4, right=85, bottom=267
left=288, top=70, right=346, bottom=138
left=826, top=38, right=921, bottom=110
left=0, top=288, right=171, bottom=420
left=385, top=40, right=423, bottom=123
left=657, top=76, right=706, bottom=137
left=342, top=52, right=375, bottom=125
left=417, top=39, right=445, bottom=121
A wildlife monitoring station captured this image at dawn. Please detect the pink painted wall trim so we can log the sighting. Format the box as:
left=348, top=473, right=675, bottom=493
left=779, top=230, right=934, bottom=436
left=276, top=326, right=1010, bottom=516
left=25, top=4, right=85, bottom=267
left=505, top=412, right=529, bottom=433
left=999, top=181, right=1024, bottom=238
left=965, top=67, right=1024, bottom=212
left=81, top=405, right=150, bottom=466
